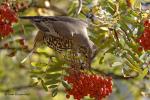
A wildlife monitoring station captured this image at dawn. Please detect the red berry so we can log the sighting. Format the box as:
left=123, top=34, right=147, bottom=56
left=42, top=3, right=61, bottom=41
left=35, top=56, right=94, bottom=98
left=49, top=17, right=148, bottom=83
left=138, top=19, right=150, bottom=51
left=18, top=38, right=25, bottom=45
left=66, top=94, right=70, bottom=99
left=0, top=3, right=18, bottom=37
left=144, top=19, right=150, bottom=27
left=3, top=43, right=9, bottom=48
left=64, top=71, right=113, bottom=100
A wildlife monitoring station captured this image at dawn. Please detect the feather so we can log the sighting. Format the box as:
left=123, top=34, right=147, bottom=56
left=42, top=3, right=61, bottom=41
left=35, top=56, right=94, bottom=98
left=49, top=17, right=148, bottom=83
left=19, top=16, right=88, bottom=39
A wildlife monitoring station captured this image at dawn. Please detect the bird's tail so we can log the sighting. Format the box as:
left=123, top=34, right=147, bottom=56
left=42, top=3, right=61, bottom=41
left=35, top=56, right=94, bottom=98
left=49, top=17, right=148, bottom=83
left=19, top=16, right=42, bottom=19
left=19, top=16, right=33, bottom=19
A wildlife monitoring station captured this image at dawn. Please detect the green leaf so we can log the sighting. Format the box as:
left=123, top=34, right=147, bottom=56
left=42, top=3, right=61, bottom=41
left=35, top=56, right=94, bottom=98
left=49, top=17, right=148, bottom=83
left=31, top=62, right=47, bottom=67
left=121, top=15, right=136, bottom=25
left=68, top=2, right=76, bottom=15
left=137, top=25, right=144, bottom=34
left=112, top=62, right=122, bottom=67
left=45, top=79, right=60, bottom=85
left=36, top=48, right=48, bottom=53
left=129, top=9, right=139, bottom=16
left=46, top=66, right=63, bottom=72
left=30, top=70, right=45, bottom=74
left=119, top=20, right=130, bottom=32
left=105, top=47, right=116, bottom=54
left=122, top=68, right=133, bottom=77
left=107, top=1, right=116, bottom=9
left=86, top=0, right=92, bottom=4
left=99, top=56, right=104, bottom=64
left=105, top=6, right=114, bottom=14
left=125, top=48, right=141, bottom=63
left=51, top=88, right=58, bottom=97
left=125, top=59, right=142, bottom=73
left=41, top=80, right=48, bottom=91
left=62, top=80, right=71, bottom=90
left=98, top=37, right=114, bottom=49
left=137, top=68, right=148, bottom=80
left=133, top=0, right=141, bottom=9
left=48, top=85, right=58, bottom=89
left=44, top=73, right=61, bottom=79
left=32, top=82, right=39, bottom=86
left=99, top=47, right=116, bottom=64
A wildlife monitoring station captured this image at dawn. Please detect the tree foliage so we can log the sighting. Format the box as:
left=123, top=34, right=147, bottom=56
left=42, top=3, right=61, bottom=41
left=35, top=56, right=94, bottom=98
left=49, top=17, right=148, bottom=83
left=0, top=0, right=150, bottom=100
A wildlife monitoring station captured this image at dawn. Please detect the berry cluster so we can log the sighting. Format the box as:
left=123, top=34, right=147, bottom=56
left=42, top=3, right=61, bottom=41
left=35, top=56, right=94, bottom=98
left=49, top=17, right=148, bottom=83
left=12, top=1, right=29, bottom=12
left=138, top=19, right=150, bottom=51
left=64, top=71, right=112, bottom=100
left=3, top=38, right=28, bottom=49
left=0, top=3, right=18, bottom=36
left=17, top=38, right=28, bottom=49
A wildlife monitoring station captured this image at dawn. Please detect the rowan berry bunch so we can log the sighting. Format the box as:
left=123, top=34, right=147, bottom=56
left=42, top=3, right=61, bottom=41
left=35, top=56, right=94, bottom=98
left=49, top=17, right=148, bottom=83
left=138, top=19, right=150, bottom=51
left=12, top=1, right=29, bottom=12
left=64, top=70, right=112, bottom=100
left=0, top=2, right=18, bottom=36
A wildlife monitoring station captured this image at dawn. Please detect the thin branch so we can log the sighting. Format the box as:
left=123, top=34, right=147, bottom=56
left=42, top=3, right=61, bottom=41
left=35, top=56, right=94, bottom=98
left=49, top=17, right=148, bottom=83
left=76, top=0, right=82, bottom=15
left=0, top=47, right=149, bottom=79
left=114, top=29, right=120, bottom=42
left=0, top=84, right=34, bottom=93
left=0, top=71, right=149, bottom=94
left=92, top=68, right=149, bottom=80
left=0, top=47, right=51, bottom=57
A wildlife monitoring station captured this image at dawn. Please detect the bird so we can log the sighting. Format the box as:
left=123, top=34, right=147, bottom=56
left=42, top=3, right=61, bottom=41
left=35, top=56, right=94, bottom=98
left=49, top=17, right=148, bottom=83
left=20, top=16, right=97, bottom=69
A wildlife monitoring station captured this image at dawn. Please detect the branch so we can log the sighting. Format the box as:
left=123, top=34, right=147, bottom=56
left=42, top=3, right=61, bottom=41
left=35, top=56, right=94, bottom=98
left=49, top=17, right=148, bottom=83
left=0, top=84, right=34, bottom=93
left=92, top=68, right=149, bottom=80
left=76, top=0, right=82, bottom=15
left=0, top=47, right=51, bottom=57
left=0, top=47, right=149, bottom=80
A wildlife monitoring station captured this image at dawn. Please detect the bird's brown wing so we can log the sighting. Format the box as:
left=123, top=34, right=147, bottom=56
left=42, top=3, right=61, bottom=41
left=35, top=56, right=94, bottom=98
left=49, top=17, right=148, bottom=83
left=19, top=16, right=88, bottom=38
left=20, top=16, right=58, bottom=37
left=51, top=21, right=78, bottom=39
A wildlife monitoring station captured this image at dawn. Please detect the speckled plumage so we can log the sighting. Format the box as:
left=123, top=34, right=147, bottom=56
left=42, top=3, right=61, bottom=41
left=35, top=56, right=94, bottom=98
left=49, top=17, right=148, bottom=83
left=20, top=16, right=97, bottom=68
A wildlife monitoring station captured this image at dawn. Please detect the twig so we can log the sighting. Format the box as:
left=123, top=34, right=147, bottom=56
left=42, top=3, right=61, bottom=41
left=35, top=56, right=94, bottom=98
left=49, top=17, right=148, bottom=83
left=92, top=68, right=149, bottom=80
left=73, top=0, right=82, bottom=16
left=0, top=47, right=51, bottom=57
left=0, top=47, right=149, bottom=79
left=0, top=84, right=34, bottom=93
left=76, top=0, right=82, bottom=15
